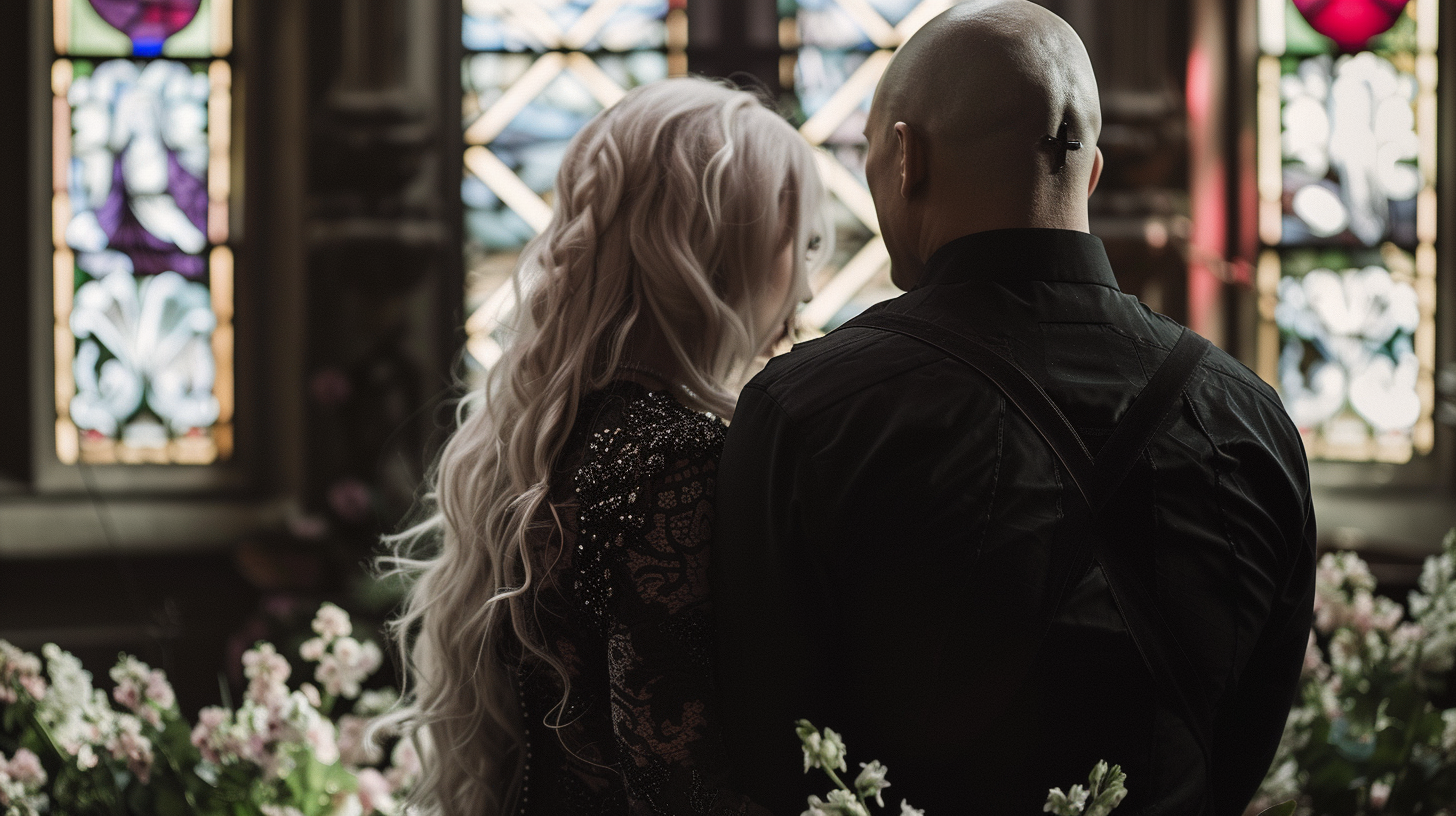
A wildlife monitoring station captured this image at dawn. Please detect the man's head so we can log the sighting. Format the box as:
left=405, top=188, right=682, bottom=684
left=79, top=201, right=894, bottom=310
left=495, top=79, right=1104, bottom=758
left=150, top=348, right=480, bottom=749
left=864, top=0, right=1104, bottom=289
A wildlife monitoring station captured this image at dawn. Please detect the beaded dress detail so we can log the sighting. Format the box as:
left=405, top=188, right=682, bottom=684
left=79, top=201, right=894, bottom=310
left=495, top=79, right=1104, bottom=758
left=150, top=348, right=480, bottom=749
left=515, top=381, right=764, bottom=816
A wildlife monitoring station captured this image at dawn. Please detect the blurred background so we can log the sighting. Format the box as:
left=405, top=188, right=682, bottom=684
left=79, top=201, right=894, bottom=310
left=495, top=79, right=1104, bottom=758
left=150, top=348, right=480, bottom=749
left=0, top=0, right=1452, bottom=714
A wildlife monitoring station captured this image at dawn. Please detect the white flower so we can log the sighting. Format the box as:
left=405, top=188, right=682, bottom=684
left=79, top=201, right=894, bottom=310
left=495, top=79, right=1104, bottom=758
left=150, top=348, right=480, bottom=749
left=1370, top=779, right=1392, bottom=810
left=899, top=802, right=925, bottom=816
left=301, top=637, right=328, bottom=662
left=313, top=603, right=354, bottom=641
left=802, top=790, right=868, bottom=816
left=854, top=760, right=891, bottom=807
left=1045, top=785, right=1089, bottom=816
left=355, top=688, right=399, bottom=716
left=795, top=720, right=848, bottom=774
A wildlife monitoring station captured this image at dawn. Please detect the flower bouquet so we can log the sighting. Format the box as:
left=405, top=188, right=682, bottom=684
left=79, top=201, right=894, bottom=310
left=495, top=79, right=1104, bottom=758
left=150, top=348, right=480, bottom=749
left=0, top=603, right=413, bottom=816
left=1253, top=530, right=1456, bottom=816
left=792, top=719, right=1128, bottom=816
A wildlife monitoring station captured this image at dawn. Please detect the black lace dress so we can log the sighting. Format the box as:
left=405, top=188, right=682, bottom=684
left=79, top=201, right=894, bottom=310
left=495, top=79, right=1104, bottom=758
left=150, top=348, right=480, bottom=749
left=514, top=381, right=769, bottom=816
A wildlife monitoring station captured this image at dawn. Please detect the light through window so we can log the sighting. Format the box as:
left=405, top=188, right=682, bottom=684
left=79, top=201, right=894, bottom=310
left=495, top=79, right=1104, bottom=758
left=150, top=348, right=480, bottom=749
left=780, top=0, right=954, bottom=333
left=461, top=0, right=688, bottom=371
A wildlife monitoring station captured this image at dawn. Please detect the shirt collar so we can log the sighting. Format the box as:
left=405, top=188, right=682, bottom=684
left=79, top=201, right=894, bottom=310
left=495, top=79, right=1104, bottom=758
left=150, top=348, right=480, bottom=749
left=915, top=228, right=1120, bottom=291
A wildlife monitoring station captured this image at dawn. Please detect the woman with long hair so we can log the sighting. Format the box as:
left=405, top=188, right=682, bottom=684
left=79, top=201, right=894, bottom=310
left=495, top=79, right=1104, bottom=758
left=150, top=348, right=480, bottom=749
left=378, top=78, right=829, bottom=815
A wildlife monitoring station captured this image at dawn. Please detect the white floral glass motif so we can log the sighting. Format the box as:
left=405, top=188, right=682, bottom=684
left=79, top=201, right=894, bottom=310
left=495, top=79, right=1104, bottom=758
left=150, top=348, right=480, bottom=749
left=1256, top=0, right=1437, bottom=463
left=52, top=2, right=234, bottom=465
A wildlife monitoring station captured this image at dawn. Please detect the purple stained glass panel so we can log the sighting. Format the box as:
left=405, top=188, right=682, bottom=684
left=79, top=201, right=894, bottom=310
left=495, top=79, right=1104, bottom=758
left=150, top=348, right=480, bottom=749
left=65, top=59, right=212, bottom=280
left=88, top=0, right=202, bottom=57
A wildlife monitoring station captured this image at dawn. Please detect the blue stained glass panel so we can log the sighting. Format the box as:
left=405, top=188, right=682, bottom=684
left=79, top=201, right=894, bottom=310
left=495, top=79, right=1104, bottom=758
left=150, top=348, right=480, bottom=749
left=463, top=0, right=669, bottom=53
left=792, top=0, right=920, bottom=50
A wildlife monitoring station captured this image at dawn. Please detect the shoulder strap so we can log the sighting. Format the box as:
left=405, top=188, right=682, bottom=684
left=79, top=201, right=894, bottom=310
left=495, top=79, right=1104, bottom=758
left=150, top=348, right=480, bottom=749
left=846, top=311, right=1097, bottom=506
left=845, top=310, right=1210, bottom=509
left=845, top=309, right=1215, bottom=771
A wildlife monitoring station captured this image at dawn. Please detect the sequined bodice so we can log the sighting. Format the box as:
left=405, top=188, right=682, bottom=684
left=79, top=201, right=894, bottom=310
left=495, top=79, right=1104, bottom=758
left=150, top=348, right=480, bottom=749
left=515, top=381, right=764, bottom=816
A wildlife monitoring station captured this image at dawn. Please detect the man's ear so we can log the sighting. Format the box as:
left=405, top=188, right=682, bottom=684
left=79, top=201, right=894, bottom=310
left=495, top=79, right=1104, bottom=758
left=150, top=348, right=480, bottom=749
left=1087, top=146, right=1105, bottom=198
left=894, top=122, right=925, bottom=200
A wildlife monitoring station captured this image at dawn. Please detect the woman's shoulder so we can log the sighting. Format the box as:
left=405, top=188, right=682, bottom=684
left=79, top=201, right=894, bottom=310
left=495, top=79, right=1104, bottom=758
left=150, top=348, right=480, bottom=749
left=577, top=381, right=726, bottom=472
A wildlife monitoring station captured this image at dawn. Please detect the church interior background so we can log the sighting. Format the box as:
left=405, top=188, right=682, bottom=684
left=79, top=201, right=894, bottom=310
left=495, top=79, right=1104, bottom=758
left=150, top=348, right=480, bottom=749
left=0, top=0, right=1454, bottom=799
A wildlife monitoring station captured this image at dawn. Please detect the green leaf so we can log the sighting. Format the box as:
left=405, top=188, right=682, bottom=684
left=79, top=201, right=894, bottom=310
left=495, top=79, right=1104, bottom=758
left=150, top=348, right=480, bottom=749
left=1255, top=801, right=1297, bottom=816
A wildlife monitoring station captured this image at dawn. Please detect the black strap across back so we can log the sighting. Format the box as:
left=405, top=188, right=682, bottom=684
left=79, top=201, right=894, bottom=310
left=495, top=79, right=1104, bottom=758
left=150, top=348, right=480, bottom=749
left=846, top=309, right=1215, bottom=782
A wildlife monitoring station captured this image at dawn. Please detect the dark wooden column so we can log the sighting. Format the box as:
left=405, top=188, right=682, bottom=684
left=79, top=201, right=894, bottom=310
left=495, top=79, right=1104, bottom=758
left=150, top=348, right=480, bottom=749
left=687, top=0, right=782, bottom=95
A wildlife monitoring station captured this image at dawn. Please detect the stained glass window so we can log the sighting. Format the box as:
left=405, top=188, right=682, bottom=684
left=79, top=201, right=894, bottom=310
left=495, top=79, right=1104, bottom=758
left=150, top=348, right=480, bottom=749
left=780, top=0, right=954, bottom=332
left=52, top=1, right=234, bottom=465
left=1255, top=0, right=1438, bottom=463
left=462, top=0, right=688, bottom=370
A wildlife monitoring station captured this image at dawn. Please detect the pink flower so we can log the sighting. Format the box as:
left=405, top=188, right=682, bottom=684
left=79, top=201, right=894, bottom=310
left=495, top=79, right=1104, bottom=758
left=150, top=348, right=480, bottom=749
left=309, top=368, right=353, bottom=408
left=146, top=670, right=175, bottom=709
left=356, top=767, right=396, bottom=814
left=300, top=682, right=322, bottom=709
left=338, top=714, right=383, bottom=766
left=1303, top=631, right=1329, bottom=679
left=5, top=749, right=46, bottom=786
left=0, top=641, right=47, bottom=703
left=192, top=707, right=231, bottom=764
left=107, top=715, right=154, bottom=783
left=386, top=738, right=421, bottom=791
left=17, top=676, right=45, bottom=702
left=287, top=514, right=330, bottom=541
left=327, top=480, right=373, bottom=524
left=1351, top=592, right=1376, bottom=634
left=114, top=683, right=143, bottom=710
left=312, top=604, right=353, bottom=641
left=243, top=643, right=292, bottom=687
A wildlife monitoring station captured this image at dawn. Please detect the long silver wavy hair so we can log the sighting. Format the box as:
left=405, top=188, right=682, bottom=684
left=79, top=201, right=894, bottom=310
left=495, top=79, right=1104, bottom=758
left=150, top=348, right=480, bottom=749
left=375, top=77, right=829, bottom=816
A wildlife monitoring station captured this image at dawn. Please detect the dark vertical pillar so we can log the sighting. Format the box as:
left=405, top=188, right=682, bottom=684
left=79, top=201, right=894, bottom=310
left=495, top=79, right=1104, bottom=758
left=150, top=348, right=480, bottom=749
left=687, top=0, right=782, bottom=95
left=0, top=0, right=31, bottom=483
left=302, top=0, right=455, bottom=545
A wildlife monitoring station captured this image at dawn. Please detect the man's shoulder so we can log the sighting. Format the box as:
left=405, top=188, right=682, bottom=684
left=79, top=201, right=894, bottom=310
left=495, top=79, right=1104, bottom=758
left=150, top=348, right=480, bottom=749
left=1149, top=314, right=1286, bottom=416
left=745, top=322, right=979, bottom=421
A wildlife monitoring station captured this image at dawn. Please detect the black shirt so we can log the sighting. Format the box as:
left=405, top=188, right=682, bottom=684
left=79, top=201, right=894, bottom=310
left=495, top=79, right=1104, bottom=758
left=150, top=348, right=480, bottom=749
left=712, top=229, right=1316, bottom=816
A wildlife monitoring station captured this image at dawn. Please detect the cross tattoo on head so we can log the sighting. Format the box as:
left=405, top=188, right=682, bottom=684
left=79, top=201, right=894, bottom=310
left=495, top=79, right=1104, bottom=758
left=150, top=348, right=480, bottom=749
left=1042, top=121, right=1082, bottom=173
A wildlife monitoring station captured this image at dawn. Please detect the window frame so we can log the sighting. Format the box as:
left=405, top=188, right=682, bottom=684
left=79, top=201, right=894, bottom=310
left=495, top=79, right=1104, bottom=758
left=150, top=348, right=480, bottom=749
left=27, top=0, right=255, bottom=495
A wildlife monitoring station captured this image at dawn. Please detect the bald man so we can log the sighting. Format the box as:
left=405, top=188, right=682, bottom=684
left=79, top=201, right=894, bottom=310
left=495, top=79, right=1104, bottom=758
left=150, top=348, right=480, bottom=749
left=712, top=2, right=1315, bottom=814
